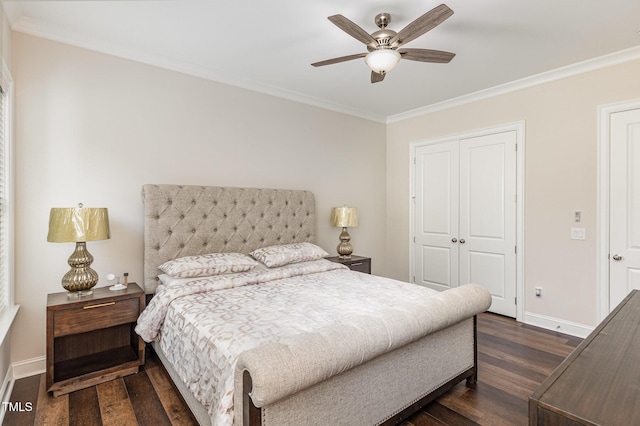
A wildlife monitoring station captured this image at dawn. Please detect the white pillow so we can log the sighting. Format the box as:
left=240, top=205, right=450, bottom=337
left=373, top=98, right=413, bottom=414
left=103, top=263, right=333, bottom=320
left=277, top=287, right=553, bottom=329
left=250, top=242, right=329, bottom=268
left=158, top=252, right=259, bottom=278
left=157, top=273, right=193, bottom=287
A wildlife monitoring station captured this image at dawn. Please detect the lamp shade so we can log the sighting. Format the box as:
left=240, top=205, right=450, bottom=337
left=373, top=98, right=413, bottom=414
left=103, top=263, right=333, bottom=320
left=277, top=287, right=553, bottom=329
left=365, top=49, right=401, bottom=74
left=47, top=205, right=110, bottom=243
left=331, top=207, right=359, bottom=228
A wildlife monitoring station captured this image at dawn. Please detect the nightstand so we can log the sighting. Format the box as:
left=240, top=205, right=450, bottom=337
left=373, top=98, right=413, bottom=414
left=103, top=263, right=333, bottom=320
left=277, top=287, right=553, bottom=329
left=46, top=283, right=146, bottom=396
left=326, top=255, right=371, bottom=274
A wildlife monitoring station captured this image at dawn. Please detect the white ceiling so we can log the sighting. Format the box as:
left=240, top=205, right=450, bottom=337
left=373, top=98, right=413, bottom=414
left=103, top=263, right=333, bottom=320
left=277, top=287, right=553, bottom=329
left=4, top=1, right=640, bottom=122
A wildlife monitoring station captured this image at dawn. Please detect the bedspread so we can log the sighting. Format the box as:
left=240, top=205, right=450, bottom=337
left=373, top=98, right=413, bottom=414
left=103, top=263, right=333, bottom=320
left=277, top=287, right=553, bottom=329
left=135, top=259, right=474, bottom=425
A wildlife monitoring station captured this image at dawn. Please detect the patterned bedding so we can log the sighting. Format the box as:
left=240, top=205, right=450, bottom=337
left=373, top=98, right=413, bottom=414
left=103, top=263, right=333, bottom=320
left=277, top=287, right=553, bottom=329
left=135, top=259, right=441, bottom=426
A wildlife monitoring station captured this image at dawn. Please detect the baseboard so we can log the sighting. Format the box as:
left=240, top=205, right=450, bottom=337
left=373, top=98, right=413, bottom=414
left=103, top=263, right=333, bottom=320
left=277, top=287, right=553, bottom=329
left=11, top=356, right=45, bottom=380
left=0, top=356, right=43, bottom=424
left=524, top=312, right=593, bottom=338
left=0, top=363, right=15, bottom=424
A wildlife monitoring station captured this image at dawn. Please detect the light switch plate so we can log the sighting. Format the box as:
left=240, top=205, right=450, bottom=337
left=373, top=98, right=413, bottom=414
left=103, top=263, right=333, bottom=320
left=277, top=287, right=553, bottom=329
left=570, top=228, right=586, bottom=240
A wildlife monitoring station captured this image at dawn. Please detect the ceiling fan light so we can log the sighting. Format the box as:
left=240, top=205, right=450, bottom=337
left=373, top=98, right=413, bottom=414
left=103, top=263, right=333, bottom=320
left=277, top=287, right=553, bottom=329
left=365, top=49, right=401, bottom=74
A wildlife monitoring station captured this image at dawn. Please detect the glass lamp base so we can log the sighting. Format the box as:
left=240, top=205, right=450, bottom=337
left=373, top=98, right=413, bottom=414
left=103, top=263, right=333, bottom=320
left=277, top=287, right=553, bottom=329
left=67, top=289, right=93, bottom=298
left=336, top=227, right=353, bottom=259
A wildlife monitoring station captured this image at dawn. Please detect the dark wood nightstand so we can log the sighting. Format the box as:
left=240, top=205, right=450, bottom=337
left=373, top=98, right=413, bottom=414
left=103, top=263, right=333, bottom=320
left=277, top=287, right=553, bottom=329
left=46, top=283, right=146, bottom=396
left=326, top=255, right=371, bottom=274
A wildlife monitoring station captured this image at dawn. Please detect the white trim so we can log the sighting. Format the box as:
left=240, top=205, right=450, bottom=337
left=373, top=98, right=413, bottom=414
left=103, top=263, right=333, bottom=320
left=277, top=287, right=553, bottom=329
left=409, top=121, right=525, bottom=321
left=0, top=355, right=45, bottom=424
left=515, top=122, right=526, bottom=322
left=10, top=356, right=45, bottom=381
left=0, top=354, right=43, bottom=425
left=596, top=97, right=640, bottom=322
left=0, top=305, right=18, bottom=349
left=389, top=46, right=640, bottom=123
left=523, top=311, right=593, bottom=339
left=0, top=59, right=15, bottom=349
left=0, top=363, right=15, bottom=425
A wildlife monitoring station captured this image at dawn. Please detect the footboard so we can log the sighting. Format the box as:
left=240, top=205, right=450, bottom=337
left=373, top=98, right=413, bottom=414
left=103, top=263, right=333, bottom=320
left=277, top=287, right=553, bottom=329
left=240, top=316, right=478, bottom=426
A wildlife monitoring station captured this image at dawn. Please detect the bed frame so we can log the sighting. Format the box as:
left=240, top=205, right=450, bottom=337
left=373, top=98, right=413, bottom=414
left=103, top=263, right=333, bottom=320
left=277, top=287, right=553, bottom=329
left=142, top=184, right=481, bottom=425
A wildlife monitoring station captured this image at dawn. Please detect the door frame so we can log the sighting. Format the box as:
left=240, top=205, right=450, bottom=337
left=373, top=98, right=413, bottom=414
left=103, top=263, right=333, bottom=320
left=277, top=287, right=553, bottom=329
left=597, top=98, right=640, bottom=321
left=409, top=121, right=525, bottom=321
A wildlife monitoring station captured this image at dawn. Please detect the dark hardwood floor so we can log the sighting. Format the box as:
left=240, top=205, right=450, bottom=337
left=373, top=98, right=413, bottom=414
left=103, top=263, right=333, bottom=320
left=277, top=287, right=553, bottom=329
left=3, top=313, right=581, bottom=425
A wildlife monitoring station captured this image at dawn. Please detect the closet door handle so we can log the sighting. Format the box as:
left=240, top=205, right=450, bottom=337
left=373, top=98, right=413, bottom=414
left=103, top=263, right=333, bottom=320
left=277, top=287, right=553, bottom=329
left=451, top=238, right=457, bottom=243
left=459, top=239, right=466, bottom=244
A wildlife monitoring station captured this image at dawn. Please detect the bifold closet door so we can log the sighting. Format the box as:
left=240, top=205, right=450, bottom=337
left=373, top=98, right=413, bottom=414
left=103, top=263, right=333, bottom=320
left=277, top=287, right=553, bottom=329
left=414, top=131, right=516, bottom=317
left=458, top=132, right=516, bottom=317
left=414, top=141, right=459, bottom=292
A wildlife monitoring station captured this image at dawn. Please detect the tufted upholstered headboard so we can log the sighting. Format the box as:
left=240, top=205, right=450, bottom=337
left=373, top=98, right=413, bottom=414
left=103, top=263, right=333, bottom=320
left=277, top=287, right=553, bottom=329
left=142, top=184, right=316, bottom=294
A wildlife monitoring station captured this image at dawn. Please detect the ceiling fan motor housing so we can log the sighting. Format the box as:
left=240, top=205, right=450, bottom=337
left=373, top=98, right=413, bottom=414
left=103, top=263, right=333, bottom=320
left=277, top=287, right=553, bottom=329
left=369, top=13, right=397, bottom=52
left=368, top=29, right=398, bottom=52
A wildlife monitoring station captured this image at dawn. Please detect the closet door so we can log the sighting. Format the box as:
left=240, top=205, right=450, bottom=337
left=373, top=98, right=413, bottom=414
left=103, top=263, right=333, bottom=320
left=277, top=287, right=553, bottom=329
left=413, top=131, right=517, bottom=317
left=459, top=131, right=516, bottom=317
left=414, top=141, right=459, bottom=291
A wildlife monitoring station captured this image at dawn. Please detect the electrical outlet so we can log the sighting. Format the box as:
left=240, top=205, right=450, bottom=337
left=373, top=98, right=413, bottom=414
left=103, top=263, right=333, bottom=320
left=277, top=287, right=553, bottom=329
left=535, top=287, right=542, bottom=297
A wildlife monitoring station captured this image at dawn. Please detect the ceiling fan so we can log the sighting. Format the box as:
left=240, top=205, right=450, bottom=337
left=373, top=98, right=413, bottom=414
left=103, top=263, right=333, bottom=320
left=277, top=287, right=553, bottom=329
left=311, top=3, right=456, bottom=83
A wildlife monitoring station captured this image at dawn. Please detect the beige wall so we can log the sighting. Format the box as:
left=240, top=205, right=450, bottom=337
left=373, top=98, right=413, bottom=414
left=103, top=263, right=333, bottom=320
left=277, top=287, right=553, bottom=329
left=11, top=33, right=386, bottom=364
left=386, top=58, right=640, bottom=328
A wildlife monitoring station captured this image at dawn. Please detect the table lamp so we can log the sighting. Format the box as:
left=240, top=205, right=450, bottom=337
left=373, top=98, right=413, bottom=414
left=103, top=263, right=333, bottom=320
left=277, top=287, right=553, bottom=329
left=330, top=206, right=358, bottom=259
left=47, top=203, right=110, bottom=296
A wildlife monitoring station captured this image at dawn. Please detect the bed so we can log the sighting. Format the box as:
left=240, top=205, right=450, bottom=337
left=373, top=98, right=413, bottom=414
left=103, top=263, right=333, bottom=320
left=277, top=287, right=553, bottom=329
left=136, top=184, right=491, bottom=426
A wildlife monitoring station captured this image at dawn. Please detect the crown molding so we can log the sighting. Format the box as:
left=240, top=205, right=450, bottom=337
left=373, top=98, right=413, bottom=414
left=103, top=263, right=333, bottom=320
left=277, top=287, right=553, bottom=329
left=387, top=45, right=640, bottom=124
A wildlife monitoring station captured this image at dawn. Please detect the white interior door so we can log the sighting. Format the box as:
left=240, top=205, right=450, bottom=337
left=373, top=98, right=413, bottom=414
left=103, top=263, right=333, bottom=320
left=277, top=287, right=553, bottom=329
left=609, top=108, right=640, bottom=309
left=459, top=132, right=517, bottom=317
left=413, top=131, right=517, bottom=317
left=414, top=141, right=459, bottom=291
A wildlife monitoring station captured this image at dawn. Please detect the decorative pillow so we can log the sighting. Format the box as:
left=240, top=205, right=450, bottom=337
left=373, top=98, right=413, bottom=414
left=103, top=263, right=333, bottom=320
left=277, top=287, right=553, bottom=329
left=250, top=242, right=329, bottom=268
left=158, top=252, right=259, bottom=278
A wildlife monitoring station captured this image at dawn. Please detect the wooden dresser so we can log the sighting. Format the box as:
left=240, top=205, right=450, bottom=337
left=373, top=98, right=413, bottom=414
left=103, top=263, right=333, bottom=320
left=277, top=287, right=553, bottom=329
left=529, top=290, right=640, bottom=425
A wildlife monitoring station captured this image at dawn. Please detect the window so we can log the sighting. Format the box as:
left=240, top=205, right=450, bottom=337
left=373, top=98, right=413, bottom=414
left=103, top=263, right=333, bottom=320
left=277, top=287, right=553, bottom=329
left=0, top=77, right=6, bottom=314
left=0, top=59, right=17, bottom=344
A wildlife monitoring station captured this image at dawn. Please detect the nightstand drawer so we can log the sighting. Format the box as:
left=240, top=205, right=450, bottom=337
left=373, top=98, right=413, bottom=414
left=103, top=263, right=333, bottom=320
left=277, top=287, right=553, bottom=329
left=346, top=260, right=370, bottom=273
left=53, top=297, right=140, bottom=337
left=325, top=255, right=372, bottom=274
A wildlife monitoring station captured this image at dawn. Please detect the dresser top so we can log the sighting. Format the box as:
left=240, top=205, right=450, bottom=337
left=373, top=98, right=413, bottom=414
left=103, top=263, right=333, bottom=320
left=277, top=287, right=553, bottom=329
left=531, top=290, right=640, bottom=424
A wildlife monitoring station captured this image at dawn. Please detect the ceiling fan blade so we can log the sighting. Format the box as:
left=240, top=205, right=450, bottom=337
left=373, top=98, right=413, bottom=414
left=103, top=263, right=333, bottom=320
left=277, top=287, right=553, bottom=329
left=371, top=71, right=385, bottom=83
left=398, top=48, right=455, bottom=63
left=311, top=53, right=367, bottom=67
left=328, top=15, right=378, bottom=48
left=389, top=4, right=454, bottom=47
